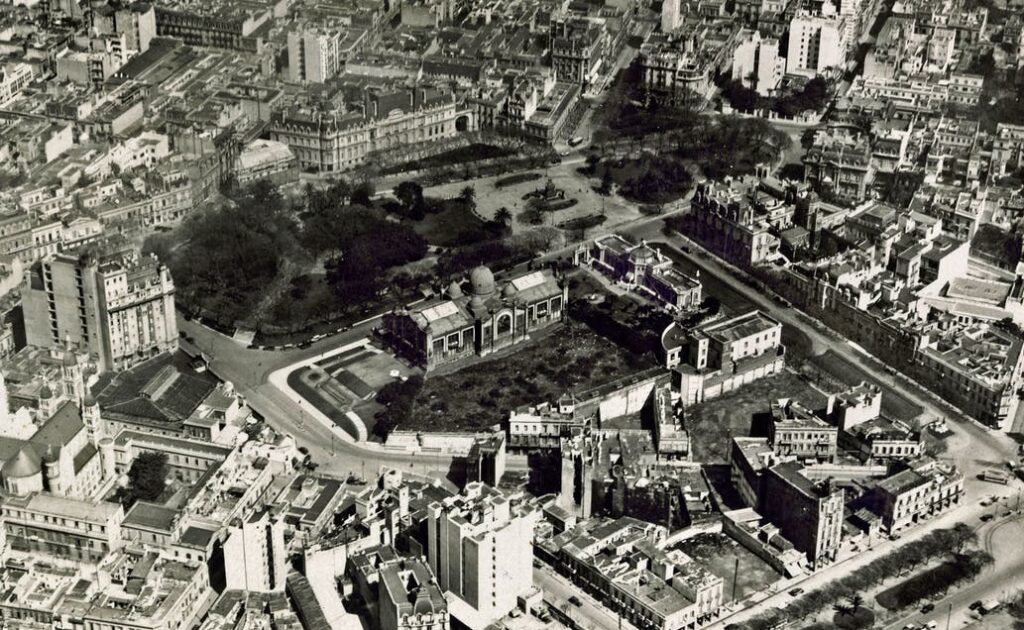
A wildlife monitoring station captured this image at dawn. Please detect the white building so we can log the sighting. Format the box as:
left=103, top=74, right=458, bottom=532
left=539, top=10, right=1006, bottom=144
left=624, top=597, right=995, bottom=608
left=786, top=12, right=848, bottom=77
left=732, top=30, right=786, bottom=96
left=661, top=0, right=680, bottom=33
left=288, top=27, right=342, bottom=83
left=224, top=508, right=289, bottom=592
left=427, top=483, right=539, bottom=630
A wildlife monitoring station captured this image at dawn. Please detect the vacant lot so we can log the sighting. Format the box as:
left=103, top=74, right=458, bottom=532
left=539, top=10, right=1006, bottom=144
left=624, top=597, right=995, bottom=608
left=684, top=371, right=829, bottom=462
left=674, top=533, right=782, bottom=601
left=410, top=321, right=657, bottom=431
left=808, top=350, right=924, bottom=422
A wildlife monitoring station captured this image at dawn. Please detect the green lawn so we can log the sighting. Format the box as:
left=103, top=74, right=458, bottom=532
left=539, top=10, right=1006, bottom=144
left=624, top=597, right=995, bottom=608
left=411, top=199, right=489, bottom=247
left=410, top=320, right=658, bottom=431
left=684, top=372, right=829, bottom=463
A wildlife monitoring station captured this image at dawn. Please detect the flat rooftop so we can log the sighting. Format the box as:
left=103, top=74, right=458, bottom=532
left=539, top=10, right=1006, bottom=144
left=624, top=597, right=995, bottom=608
left=700, top=310, right=779, bottom=344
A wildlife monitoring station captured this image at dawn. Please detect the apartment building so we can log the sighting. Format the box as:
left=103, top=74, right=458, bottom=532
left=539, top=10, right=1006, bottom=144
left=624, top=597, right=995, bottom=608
left=767, top=398, right=839, bottom=463
left=786, top=12, right=848, bottom=76
left=350, top=545, right=450, bottom=630
left=663, top=310, right=785, bottom=405
left=1, top=492, right=124, bottom=563
left=873, top=461, right=963, bottom=532
left=687, top=180, right=781, bottom=267
left=23, top=244, right=178, bottom=372
left=760, top=462, right=844, bottom=570
left=224, top=508, right=289, bottom=592
left=426, top=483, right=538, bottom=629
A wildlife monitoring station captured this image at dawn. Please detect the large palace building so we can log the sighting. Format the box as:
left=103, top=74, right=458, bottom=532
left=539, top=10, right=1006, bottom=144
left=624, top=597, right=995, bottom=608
left=383, top=266, right=567, bottom=370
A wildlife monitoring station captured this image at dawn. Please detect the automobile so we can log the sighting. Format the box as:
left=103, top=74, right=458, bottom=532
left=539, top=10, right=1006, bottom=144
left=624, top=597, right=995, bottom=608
left=902, top=624, right=919, bottom=630
left=980, top=514, right=995, bottom=522
left=568, top=596, right=582, bottom=607
left=921, top=602, right=935, bottom=613
left=788, top=588, right=804, bottom=597
left=969, top=601, right=983, bottom=610
left=924, top=622, right=937, bottom=629
left=533, top=560, right=542, bottom=569
left=298, top=446, right=310, bottom=455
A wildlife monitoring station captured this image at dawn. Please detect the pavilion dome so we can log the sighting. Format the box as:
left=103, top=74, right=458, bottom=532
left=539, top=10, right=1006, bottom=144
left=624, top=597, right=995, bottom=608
left=469, top=266, right=495, bottom=296
left=447, top=281, right=463, bottom=299
left=502, top=283, right=516, bottom=298
left=4, top=446, right=41, bottom=479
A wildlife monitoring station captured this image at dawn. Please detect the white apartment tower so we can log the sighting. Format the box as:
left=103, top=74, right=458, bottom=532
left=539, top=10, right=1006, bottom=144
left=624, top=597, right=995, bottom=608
left=224, top=509, right=288, bottom=592
left=288, top=27, right=342, bottom=83
left=23, top=245, right=178, bottom=373
left=786, top=12, right=847, bottom=76
left=427, top=483, right=538, bottom=629
left=661, top=0, right=680, bottom=33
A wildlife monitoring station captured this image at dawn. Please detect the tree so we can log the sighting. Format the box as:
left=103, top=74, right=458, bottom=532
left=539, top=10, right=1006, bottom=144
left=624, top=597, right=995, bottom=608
left=126, top=452, right=168, bottom=504
left=599, top=170, right=614, bottom=195
left=495, top=207, right=513, bottom=225
left=460, top=185, right=475, bottom=205
left=585, top=153, right=601, bottom=175
left=351, top=180, right=376, bottom=206
left=847, top=593, right=864, bottom=612
left=394, top=181, right=425, bottom=219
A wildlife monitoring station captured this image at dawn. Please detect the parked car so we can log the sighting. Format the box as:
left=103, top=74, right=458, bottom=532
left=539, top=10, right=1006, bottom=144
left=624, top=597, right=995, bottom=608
left=980, top=514, right=995, bottom=522
left=568, top=596, right=582, bottom=607
left=533, top=560, right=542, bottom=569
left=969, top=601, right=983, bottom=610
left=788, top=588, right=804, bottom=597
left=921, top=602, right=935, bottom=613
left=924, top=622, right=937, bottom=629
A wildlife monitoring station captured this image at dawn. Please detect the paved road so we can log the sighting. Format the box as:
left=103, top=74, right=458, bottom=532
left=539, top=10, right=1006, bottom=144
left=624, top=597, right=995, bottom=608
left=534, top=564, right=636, bottom=630
left=883, top=507, right=1024, bottom=630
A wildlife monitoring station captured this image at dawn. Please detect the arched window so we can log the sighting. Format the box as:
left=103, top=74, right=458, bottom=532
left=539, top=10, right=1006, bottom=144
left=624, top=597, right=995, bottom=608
left=496, top=312, right=513, bottom=335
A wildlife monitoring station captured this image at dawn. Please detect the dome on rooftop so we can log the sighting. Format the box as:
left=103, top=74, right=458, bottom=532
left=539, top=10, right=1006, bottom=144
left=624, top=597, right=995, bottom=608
left=502, top=283, right=516, bottom=298
left=469, top=266, right=495, bottom=296
left=3, top=446, right=41, bottom=479
left=39, top=385, right=53, bottom=400
left=447, top=281, right=463, bottom=299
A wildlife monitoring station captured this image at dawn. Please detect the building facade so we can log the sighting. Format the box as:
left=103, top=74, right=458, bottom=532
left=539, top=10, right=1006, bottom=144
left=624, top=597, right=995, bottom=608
left=23, top=245, right=178, bottom=372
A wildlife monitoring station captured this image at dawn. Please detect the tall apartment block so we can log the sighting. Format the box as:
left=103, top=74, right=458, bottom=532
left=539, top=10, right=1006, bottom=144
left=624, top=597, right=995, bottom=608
left=23, top=245, right=177, bottom=372
left=224, top=508, right=289, bottom=592
left=427, top=483, right=538, bottom=629
left=288, top=27, right=342, bottom=83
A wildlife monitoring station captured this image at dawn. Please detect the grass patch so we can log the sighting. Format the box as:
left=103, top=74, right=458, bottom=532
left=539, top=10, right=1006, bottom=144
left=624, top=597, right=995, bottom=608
left=807, top=350, right=924, bottom=422
left=287, top=368, right=363, bottom=440
left=684, top=372, right=828, bottom=463
left=410, top=199, right=488, bottom=247
left=410, top=321, right=657, bottom=431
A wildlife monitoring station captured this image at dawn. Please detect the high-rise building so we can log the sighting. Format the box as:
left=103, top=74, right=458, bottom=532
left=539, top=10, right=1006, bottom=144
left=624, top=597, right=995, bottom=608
left=786, top=12, right=848, bottom=76
left=23, top=244, right=178, bottom=372
left=224, top=508, right=288, bottom=592
left=288, top=27, right=342, bottom=83
left=661, top=0, right=680, bottom=33
left=426, top=483, right=538, bottom=629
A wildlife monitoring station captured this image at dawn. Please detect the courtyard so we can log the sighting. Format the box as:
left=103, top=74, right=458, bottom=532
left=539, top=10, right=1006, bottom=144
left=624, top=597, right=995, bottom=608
left=684, top=371, right=830, bottom=463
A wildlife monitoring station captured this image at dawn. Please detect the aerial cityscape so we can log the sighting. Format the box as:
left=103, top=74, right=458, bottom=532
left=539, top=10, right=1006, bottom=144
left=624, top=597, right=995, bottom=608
left=0, top=0, right=1022, bottom=628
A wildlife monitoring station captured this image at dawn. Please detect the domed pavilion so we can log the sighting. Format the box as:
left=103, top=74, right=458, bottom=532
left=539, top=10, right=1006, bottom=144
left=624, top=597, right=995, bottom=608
left=383, top=265, right=567, bottom=370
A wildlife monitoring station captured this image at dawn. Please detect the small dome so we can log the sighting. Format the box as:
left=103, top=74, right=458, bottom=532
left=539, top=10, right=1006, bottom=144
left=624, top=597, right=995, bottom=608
left=469, top=266, right=495, bottom=296
left=4, top=446, right=41, bottom=479
left=413, top=592, right=435, bottom=615
left=42, top=445, right=60, bottom=464
left=630, top=247, right=656, bottom=266
left=468, top=295, right=486, bottom=312
left=83, top=392, right=97, bottom=407
left=502, top=283, right=516, bottom=298
left=39, top=385, right=53, bottom=400
left=447, top=281, right=463, bottom=299
left=62, top=352, right=77, bottom=367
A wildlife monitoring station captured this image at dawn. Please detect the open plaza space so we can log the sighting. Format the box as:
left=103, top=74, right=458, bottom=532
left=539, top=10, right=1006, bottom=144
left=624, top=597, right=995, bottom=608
left=672, top=532, right=783, bottom=603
